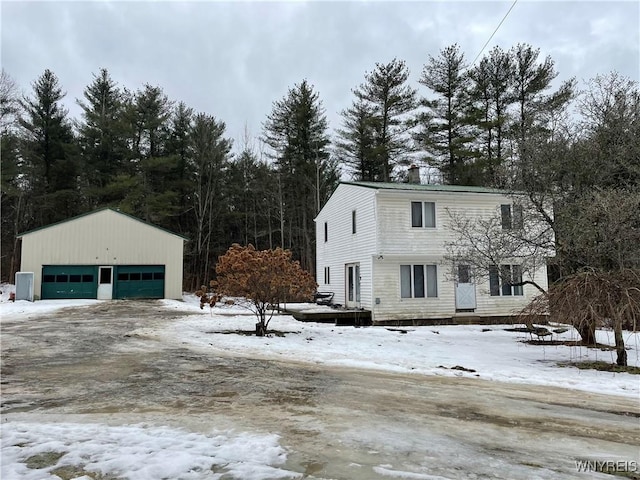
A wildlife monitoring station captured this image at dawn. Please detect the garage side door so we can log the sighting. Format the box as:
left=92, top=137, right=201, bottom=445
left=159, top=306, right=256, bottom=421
left=114, top=265, right=165, bottom=299
left=42, top=265, right=98, bottom=299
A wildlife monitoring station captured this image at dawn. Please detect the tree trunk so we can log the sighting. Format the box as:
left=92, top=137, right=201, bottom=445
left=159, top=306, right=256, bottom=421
left=255, top=321, right=267, bottom=337
left=577, top=318, right=597, bottom=346
left=614, top=322, right=627, bottom=367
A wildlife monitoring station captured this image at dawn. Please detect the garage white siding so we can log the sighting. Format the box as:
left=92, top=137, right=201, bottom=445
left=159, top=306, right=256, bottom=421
left=19, top=209, right=185, bottom=300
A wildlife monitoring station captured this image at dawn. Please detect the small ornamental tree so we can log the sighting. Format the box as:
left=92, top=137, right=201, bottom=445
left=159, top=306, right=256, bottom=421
left=214, top=244, right=317, bottom=336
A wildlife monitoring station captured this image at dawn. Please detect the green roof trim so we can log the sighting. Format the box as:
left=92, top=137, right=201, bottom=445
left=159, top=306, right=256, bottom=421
left=340, top=181, right=522, bottom=195
left=17, top=207, right=189, bottom=241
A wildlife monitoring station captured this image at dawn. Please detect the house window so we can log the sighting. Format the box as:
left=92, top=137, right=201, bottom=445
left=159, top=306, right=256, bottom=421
left=324, top=221, right=328, bottom=242
left=324, top=266, right=330, bottom=284
left=489, top=264, right=524, bottom=296
left=411, top=201, right=436, bottom=228
left=458, top=264, right=471, bottom=283
left=501, top=204, right=523, bottom=230
left=400, top=264, right=438, bottom=298
left=352, top=210, right=356, bottom=234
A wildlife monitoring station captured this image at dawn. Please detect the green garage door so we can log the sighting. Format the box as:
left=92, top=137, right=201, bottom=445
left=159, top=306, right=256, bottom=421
left=114, top=265, right=165, bottom=299
left=42, top=265, right=98, bottom=299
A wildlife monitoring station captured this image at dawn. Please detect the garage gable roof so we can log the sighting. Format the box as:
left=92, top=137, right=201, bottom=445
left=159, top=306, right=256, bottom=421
left=17, top=208, right=189, bottom=241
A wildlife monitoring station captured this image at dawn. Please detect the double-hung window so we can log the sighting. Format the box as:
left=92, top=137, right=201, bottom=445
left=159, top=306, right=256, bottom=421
left=411, top=201, right=436, bottom=228
left=501, top=204, right=523, bottom=230
left=489, top=264, right=523, bottom=296
left=400, top=264, right=438, bottom=298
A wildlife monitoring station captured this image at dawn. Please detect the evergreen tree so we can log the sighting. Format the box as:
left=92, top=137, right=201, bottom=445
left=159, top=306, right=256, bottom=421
left=187, top=112, right=233, bottom=288
left=468, top=47, right=513, bottom=186
left=225, top=144, right=279, bottom=250
left=352, top=58, right=418, bottom=182
left=509, top=44, right=575, bottom=163
left=414, top=44, right=477, bottom=185
left=262, top=80, right=338, bottom=272
left=77, top=68, right=130, bottom=207
left=117, top=84, right=177, bottom=226
left=165, top=101, right=195, bottom=233
left=19, top=69, right=80, bottom=225
left=335, top=99, right=378, bottom=180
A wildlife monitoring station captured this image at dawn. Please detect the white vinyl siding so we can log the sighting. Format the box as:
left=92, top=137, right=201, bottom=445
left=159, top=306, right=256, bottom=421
left=316, top=183, right=551, bottom=322
left=315, top=185, right=377, bottom=307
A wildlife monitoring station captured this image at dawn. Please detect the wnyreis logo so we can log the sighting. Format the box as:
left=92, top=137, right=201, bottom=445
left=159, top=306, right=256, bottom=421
left=575, top=460, right=638, bottom=474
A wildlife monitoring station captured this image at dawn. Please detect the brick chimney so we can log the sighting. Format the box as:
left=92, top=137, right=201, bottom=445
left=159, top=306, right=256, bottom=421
left=407, top=164, right=420, bottom=184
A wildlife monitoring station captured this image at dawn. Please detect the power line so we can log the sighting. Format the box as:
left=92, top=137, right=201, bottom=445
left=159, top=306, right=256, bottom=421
left=470, top=0, right=519, bottom=66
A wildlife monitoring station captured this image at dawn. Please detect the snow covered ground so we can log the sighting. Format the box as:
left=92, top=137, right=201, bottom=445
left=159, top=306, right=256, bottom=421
left=2, top=422, right=295, bottom=480
left=159, top=295, right=640, bottom=399
left=2, top=289, right=639, bottom=480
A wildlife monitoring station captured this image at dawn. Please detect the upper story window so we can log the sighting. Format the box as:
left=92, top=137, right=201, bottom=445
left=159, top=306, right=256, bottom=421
left=324, top=221, right=328, bottom=242
left=501, top=204, right=523, bottom=230
left=411, top=201, right=436, bottom=228
left=352, top=210, right=356, bottom=234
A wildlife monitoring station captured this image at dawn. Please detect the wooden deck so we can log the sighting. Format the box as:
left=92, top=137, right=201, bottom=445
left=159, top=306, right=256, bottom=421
left=284, top=305, right=372, bottom=326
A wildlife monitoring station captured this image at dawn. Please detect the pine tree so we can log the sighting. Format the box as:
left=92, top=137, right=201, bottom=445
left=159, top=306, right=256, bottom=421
left=117, top=84, right=177, bottom=226
left=262, top=80, right=338, bottom=273
left=352, top=58, right=417, bottom=182
left=335, top=99, right=379, bottom=180
left=415, top=44, right=477, bottom=185
left=165, top=101, right=195, bottom=233
left=468, top=47, right=514, bottom=186
left=225, top=145, right=279, bottom=250
left=77, top=68, right=130, bottom=207
left=509, top=44, right=574, bottom=158
left=19, top=69, right=80, bottom=225
left=187, top=112, right=233, bottom=288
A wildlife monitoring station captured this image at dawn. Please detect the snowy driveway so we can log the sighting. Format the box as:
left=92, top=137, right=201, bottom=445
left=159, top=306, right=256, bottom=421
left=1, top=300, right=639, bottom=479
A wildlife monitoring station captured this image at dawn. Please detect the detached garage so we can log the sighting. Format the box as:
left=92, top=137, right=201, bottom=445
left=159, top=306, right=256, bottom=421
left=18, top=208, right=186, bottom=300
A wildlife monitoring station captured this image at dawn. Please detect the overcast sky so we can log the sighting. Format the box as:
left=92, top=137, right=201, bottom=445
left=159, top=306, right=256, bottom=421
left=2, top=0, right=639, bottom=151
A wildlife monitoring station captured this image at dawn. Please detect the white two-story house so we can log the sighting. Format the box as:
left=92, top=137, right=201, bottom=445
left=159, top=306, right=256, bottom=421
left=315, top=181, right=550, bottom=324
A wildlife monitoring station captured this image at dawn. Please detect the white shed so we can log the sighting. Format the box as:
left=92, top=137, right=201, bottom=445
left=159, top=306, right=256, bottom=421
left=315, top=182, right=550, bottom=324
left=17, top=208, right=187, bottom=300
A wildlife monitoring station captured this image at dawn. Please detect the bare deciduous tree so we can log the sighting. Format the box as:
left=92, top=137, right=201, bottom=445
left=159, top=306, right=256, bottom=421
left=524, top=269, right=639, bottom=366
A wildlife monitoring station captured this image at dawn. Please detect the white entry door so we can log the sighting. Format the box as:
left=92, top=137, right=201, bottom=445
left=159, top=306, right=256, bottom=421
left=455, top=264, right=476, bottom=310
left=345, top=263, right=361, bottom=308
left=97, top=266, right=113, bottom=300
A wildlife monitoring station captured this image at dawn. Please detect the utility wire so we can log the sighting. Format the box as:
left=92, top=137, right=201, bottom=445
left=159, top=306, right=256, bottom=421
left=470, top=0, right=519, bottom=66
